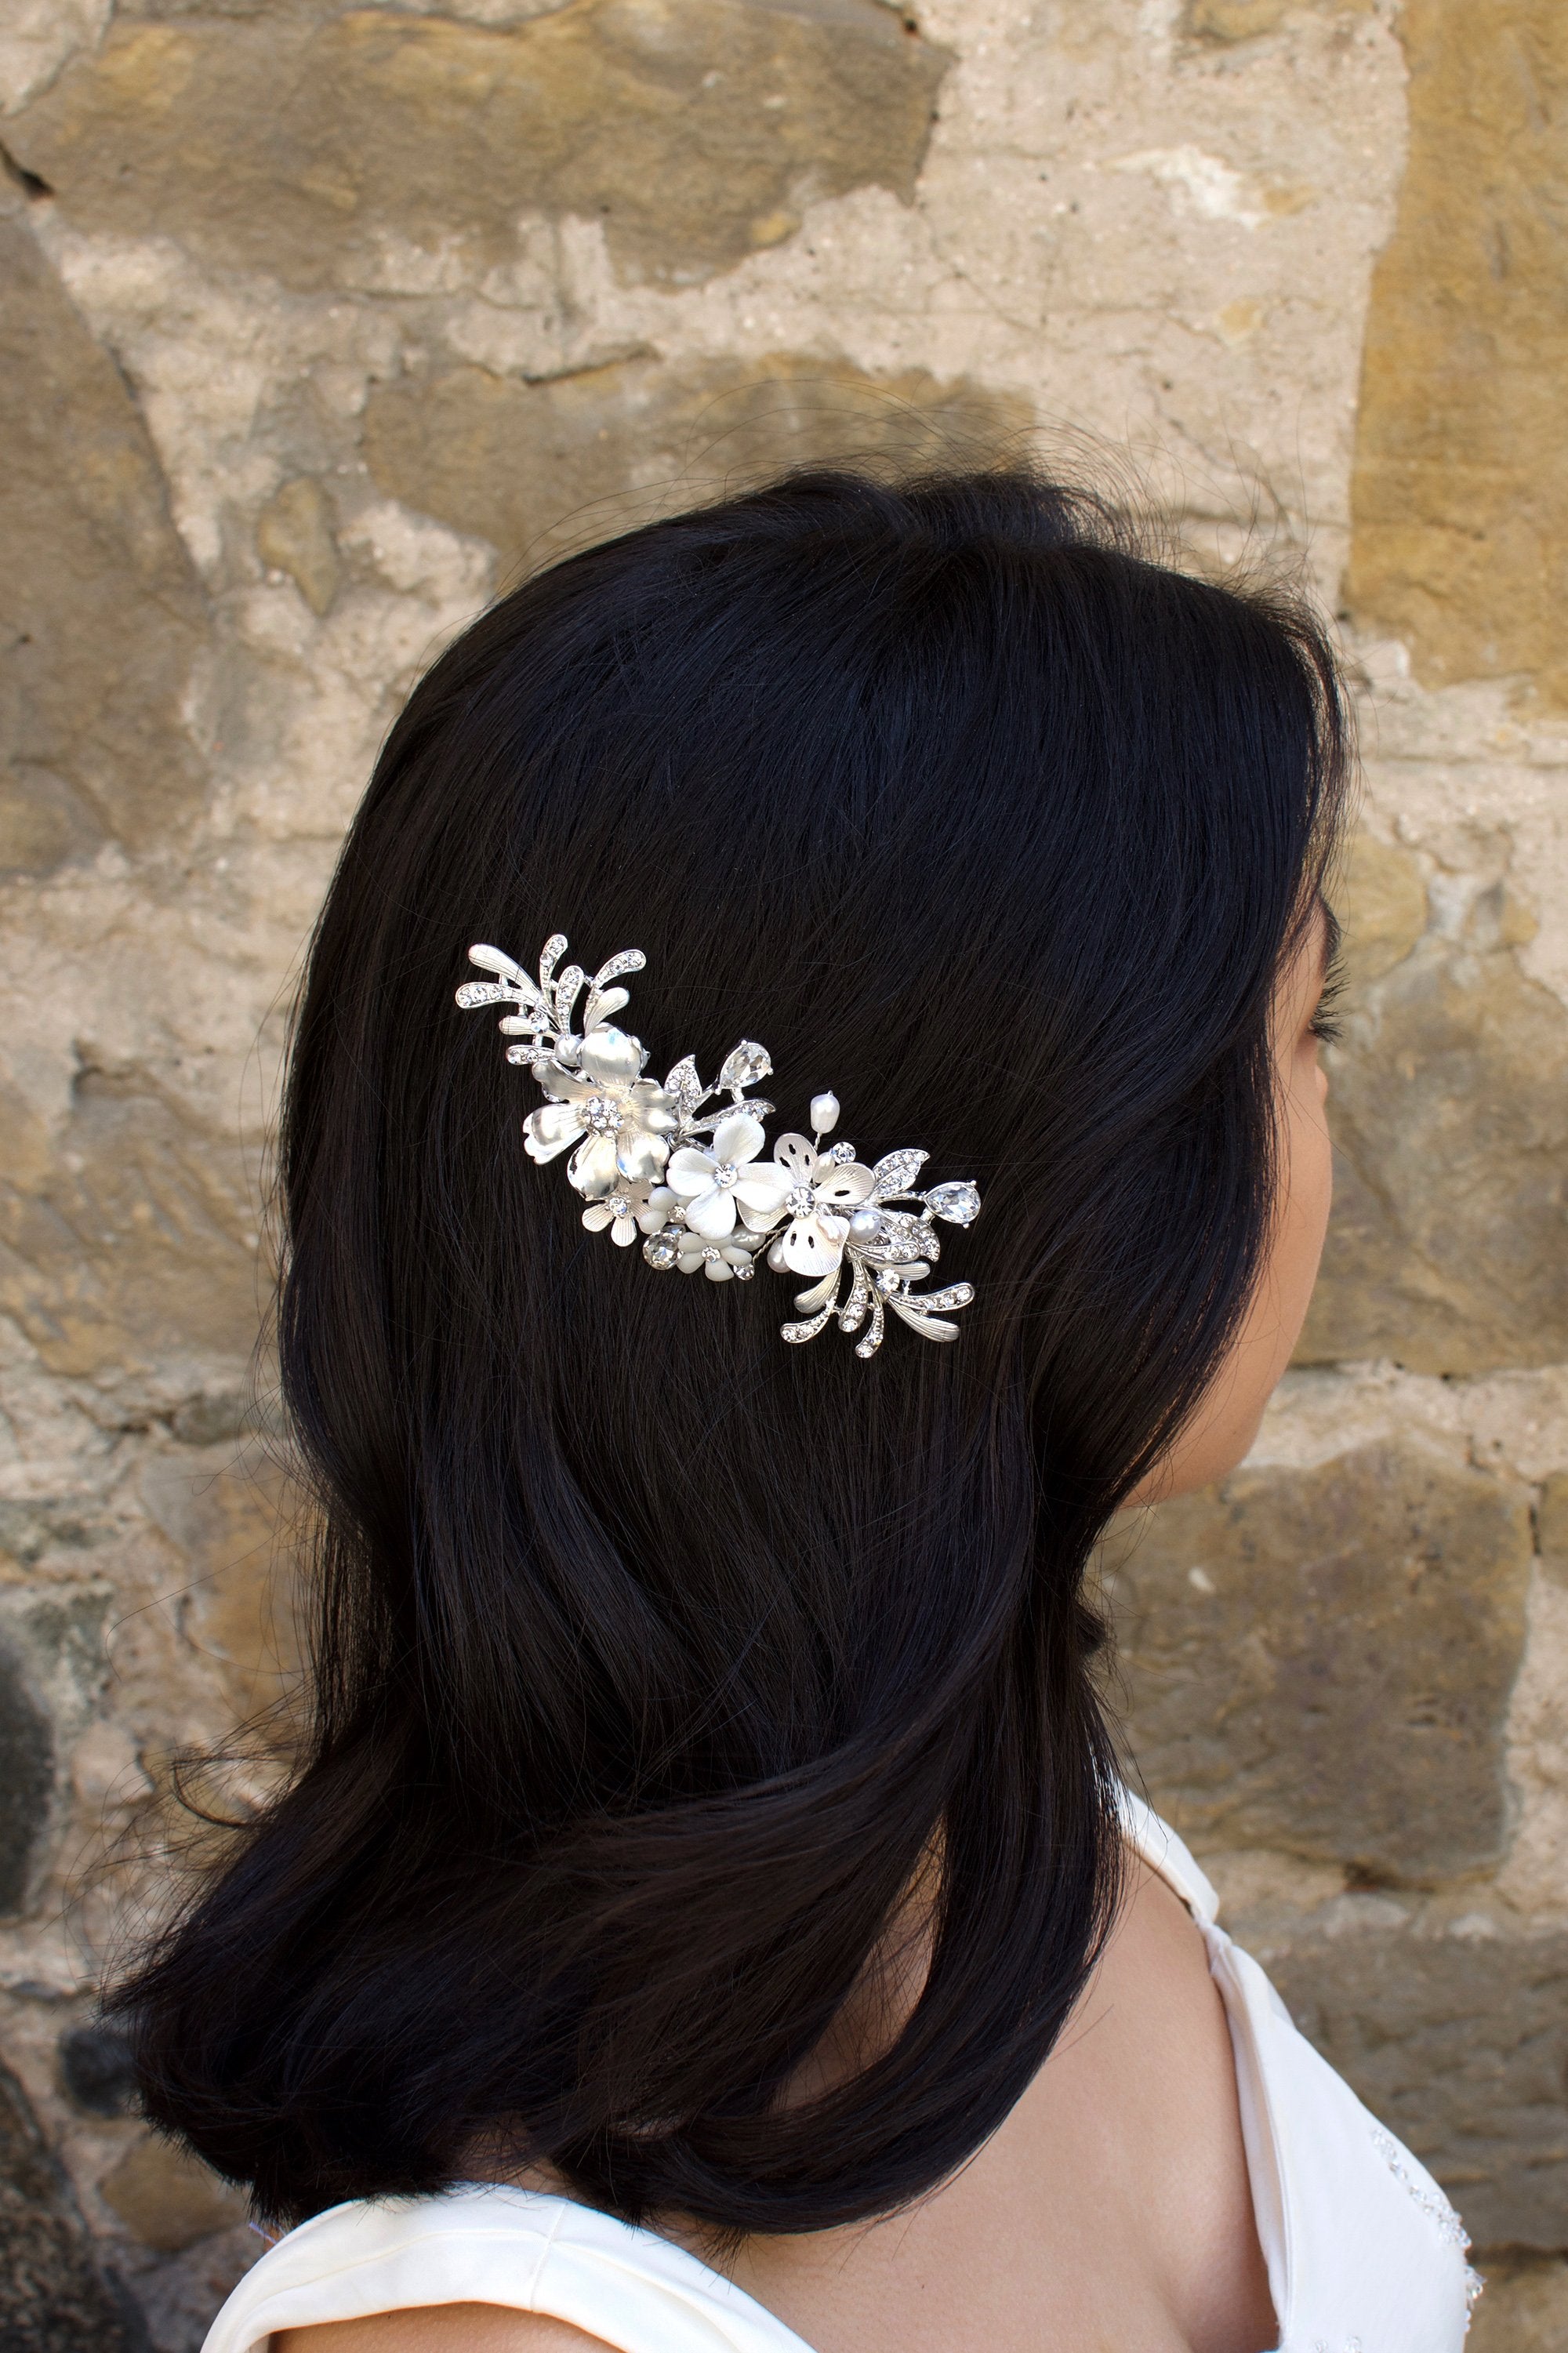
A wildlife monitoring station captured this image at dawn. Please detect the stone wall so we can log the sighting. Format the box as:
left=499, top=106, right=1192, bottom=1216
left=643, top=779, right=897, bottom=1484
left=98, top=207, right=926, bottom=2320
left=0, top=1, right=1564, bottom=2343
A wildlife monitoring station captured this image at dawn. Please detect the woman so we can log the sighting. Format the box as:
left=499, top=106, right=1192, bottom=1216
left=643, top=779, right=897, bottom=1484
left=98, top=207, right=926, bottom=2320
left=113, top=470, right=1479, bottom=2352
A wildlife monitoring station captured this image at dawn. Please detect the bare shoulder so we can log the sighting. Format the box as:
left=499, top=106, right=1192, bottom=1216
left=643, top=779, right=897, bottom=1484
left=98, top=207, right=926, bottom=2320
left=273, top=2308, right=618, bottom=2352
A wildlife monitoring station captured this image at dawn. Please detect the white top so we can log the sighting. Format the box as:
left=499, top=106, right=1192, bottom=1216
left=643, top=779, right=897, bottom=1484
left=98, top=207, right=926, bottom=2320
left=203, top=1796, right=1481, bottom=2353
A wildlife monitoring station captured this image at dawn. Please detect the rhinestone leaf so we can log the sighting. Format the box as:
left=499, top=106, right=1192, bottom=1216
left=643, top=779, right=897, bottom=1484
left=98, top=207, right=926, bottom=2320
left=455, top=980, right=510, bottom=1008
left=914, top=1281, right=974, bottom=1313
left=873, top=1149, right=927, bottom=1200
left=552, top=964, right=585, bottom=1026
left=592, top=949, right=646, bottom=989
left=717, top=1040, right=772, bottom=1092
left=663, top=1055, right=707, bottom=1120
left=538, top=933, right=568, bottom=988
left=923, top=1180, right=981, bottom=1226
left=782, top=1303, right=835, bottom=1345
left=854, top=1208, right=933, bottom=1265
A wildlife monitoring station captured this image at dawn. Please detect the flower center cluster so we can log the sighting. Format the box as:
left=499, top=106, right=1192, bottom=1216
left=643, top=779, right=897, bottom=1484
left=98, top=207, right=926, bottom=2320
left=583, top=1094, right=623, bottom=1134
left=713, top=1160, right=739, bottom=1189
left=784, top=1183, right=816, bottom=1217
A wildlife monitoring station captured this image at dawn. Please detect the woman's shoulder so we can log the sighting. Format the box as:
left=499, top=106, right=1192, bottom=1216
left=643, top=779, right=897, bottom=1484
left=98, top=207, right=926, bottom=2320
left=274, top=2308, right=615, bottom=2353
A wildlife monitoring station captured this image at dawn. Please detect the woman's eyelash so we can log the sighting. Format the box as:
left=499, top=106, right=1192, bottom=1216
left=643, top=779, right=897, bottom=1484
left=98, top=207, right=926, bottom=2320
left=1309, top=960, right=1345, bottom=1047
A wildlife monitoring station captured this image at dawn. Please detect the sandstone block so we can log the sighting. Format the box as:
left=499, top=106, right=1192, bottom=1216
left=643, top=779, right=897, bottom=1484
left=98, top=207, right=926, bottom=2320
left=0, top=2058, right=143, bottom=2348
left=1300, top=901, right=1568, bottom=1373
left=1345, top=0, right=1568, bottom=704
left=97, top=2133, right=246, bottom=2255
left=0, top=1072, right=263, bottom=1387
left=1110, top=1443, right=1533, bottom=1881
left=0, top=217, right=209, bottom=865
left=140, top=1445, right=300, bottom=1722
left=1244, top=1899, right=1568, bottom=2253
left=364, top=350, right=1033, bottom=569
left=9, top=1, right=949, bottom=292
left=256, top=477, right=341, bottom=617
left=1468, top=2256, right=1568, bottom=2351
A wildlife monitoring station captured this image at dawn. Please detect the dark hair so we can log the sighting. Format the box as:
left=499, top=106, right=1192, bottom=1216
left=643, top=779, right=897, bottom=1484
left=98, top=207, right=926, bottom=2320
left=111, top=468, right=1348, bottom=2235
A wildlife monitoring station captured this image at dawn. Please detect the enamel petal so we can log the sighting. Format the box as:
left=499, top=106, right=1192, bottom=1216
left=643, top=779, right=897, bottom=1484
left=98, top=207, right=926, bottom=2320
left=711, top=1111, right=765, bottom=1166
left=665, top=1147, right=716, bottom=1196
left=683, top=1186, right=739, bottom=1238
left=772, top=1132, right=816, bottom=1178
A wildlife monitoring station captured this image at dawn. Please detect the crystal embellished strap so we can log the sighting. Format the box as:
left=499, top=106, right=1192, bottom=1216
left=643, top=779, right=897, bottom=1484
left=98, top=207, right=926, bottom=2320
left=456, top=935, right=981, bottom=1358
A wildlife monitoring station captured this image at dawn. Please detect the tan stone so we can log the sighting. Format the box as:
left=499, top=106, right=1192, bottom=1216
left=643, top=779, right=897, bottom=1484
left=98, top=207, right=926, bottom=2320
left=1109, top=1443, right=1533, bottom=1880
left=1329, top=830, right=1427, bottom=992
left=97, top=2133, right=246, bottom=2253
left=0, top=215, right=209, bottom=862
left=1539, top=1472, right=1568, bottom=1587
left=1300, top=897, right=1568, bottom=1372
left=9, top=2, right=949, bottom=293
left=1249, top=1899, right=1568, bottom=2252
left=256, top=477, right=341, bottom=617
left=1468, top=2256, right=1568, bottom=2351
left=1185, top=0, right=1372, bottom=38
left=364, top=350, right=1034, bottom=568
left=1345, top=2, right=1568, bottom=704
left=0, top=1073, right=262, bottom=1384
left=140, top=1444, right=301, bottom=1721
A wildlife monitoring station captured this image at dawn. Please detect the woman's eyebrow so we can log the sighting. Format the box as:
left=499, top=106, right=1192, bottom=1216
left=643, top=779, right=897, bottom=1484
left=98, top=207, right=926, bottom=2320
left=1319, top=898, right=1343, bottom=977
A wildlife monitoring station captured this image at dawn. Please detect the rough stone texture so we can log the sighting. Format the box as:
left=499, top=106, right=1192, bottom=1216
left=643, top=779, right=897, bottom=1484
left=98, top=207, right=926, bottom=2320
left=1468, top=2256, right=1568, bottom=2353
left=7, top=2, right=949, bottom=293
left=364, top=350, right=1034, bottom=570
left=97, top=2135, right=246, bottom=2256
left=0, top=0, right=1565, bottom=2333
left=0, top=215, right=209, bottom=870
left=0, top=2056, right=144, bottom=2349
left=1345, top=1, right=1568, bottom=706
left=1109, top=1442, right=1534, bottom=1881
left=1227, top=1882, right=1568, bottom=2255
left=1300, top=867, right=1568, bottom=1372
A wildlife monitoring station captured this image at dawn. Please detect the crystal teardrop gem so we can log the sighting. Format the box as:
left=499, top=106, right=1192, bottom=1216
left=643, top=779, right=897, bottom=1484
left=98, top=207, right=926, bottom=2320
left=923, top=1180, right=981, bottom=1225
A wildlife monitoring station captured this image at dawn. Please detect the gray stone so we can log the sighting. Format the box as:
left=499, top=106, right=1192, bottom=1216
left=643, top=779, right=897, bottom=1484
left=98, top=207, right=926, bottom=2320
left=0, top=218, right=209, bottom=862
left=57, top=2024, right=139, bottom=2122
left=364, top=350, right=1035, bottom=568
left=1110, top=1443, right=1534, bottom=1882
left=9, top=2, right=951, bottom=294
left=0, top=1071, right=263, bottom=1385
left=0, top=2057, right=147, bottom=2350
left=0, top=1644, right=54, bottom=1922
left=1242, top=1899, right=1568, bottom=2254
left=1299, top=878, right=1568, bottom=1374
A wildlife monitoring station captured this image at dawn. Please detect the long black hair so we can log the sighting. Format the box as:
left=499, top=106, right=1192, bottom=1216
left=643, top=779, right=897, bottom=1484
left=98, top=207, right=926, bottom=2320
left=111, top=468, right=1348, bottom=2235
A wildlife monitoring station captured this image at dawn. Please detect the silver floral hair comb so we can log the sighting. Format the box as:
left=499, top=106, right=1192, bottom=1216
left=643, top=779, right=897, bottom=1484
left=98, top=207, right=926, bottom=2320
left=456, top=934, right=981, bottom=1359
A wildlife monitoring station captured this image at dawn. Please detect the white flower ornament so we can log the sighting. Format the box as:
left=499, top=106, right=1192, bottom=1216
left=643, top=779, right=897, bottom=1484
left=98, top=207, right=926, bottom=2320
left=458, top=937, right=981, bottom=1356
